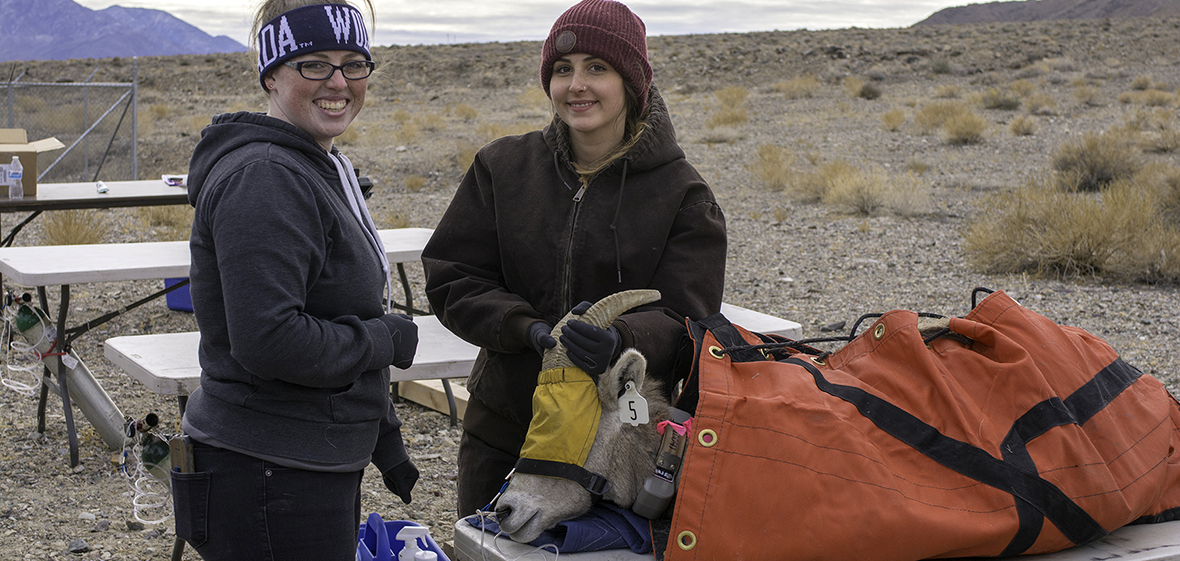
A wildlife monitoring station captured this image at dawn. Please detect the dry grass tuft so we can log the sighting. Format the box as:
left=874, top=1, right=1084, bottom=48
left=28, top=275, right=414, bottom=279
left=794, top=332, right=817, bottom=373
left=963, top=175, right=1179, bottom=282
left=773, top=75, right=821, bottom=99
left=404, top=175, right=427, bottom=192
left=1051, top=132, right=1141, bottom=191
left=1009, top=115, right=1037, bottom=136
left=943, top=110, right=989, bottom=145
left=843, top=76, right=881, bottom=100
left=453, top=103, right=479, bottom=121
left=706, top=86, right=750, bottom=128
left=42, top=210, right=108, bottom=245
left=979, top=87, right=1022, bottom=110
left=914, top=100, right=968, bottom=135
left=933, top=85, right=962, bottom=99
left=881, top=109, right=906, bottom=132
left=136, top=205, right=194, bottom=241
left=1074, top=85, right=1102, bottom=106
left=749, top=144, right=795, bottom=191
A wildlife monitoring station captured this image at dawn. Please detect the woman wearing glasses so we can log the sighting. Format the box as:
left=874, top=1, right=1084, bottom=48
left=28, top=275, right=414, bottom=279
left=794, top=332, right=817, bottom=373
left=173, top=1, right=420, bottom=559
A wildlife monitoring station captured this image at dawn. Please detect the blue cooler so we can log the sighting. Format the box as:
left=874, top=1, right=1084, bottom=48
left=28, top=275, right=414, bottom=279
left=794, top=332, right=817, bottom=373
left=357, top=513, right=449, bottom=561
left=164, top=278, right=193, bottom=312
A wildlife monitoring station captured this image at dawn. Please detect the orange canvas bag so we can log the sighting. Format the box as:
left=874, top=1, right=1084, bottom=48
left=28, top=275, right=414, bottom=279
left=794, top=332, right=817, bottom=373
left=666, top=289, right=1180, bottom=560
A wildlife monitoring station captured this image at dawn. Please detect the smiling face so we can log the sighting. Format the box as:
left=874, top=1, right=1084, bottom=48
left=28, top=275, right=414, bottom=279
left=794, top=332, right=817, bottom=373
left=264, top=50, right=368, bottom=152
left=549, top=53, right=629, bottom=165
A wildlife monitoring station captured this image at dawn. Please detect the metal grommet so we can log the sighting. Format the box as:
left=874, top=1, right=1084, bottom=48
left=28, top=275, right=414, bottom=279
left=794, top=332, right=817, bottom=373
left=810, top=356, right=825, bottom=366
left=708, top=346, right=724, bottom=360
left=698, top=429, right=717, bottom=447
left=677, top=530, right=697, bottom=551
left=265, top=469, right=273, bottom=477
left=873, top=323, right=886, bottom=340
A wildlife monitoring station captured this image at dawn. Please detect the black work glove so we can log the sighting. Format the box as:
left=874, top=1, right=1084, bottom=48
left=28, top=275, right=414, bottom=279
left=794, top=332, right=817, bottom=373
left=382, top=459, right=419, bottom=504
left=561, top=319, right=622, bottom=379
left=527, top=321, right=556, bottom=356
left=381, top=313, right=418, bottom=369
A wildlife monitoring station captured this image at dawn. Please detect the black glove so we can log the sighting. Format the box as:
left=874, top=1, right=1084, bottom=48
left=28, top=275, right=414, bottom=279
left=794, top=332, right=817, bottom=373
left=382, top=313, right=418, bottom=369
left=382, top=459, right=419, bottom=504
left=527, top=321, right=556, bottom=356
left=560, top=319, right=621, bottom=378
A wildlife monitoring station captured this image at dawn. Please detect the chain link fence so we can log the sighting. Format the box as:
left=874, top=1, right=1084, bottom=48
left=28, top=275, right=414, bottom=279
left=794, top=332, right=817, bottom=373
left=4, top=60, right=138, bottom=184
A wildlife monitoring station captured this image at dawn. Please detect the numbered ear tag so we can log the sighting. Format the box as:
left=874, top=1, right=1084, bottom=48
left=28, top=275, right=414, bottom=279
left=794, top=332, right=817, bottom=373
left=618, top=381, right=649, bottom=426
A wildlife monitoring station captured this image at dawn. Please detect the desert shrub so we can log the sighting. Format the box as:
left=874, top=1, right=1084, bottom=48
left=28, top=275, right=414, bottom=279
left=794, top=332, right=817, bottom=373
left=136, top=205, right=194, bottom=241
left=1024, top=93, right=1057, bottom=115
left=843, top=76, right=881, bottom=100
left=881, top=109, right=906, bottom=132
left=823, top=168, right=890, bottom=215
left=792, top=160, right=857, bottom=202
left=1010, top=115, right=1037, bottom=136
left=929, top=57, right=956, bottom=75
left=453, top=140, right=483, bottom=170
left=395, top=121, right=420, bottom=144
left=1074, top=85, right=1101, bottom=106
left=15, top=95, right=48, bottom=114
left=714, top=86, right=749, bottom=108
left=884, top=173, right=932, bottom=217
left=904, top=158, right=931, bottom=174
left=1137, top=111, right=1180, bottom=153
left=453, top=103, right=478, bottom=121
left=392, top=109, right=412, bottom=124
left=1141, top=90, right=1176, bottom=107
left=980, top=87, right=1021, bottom=110
left=1131, top=75, right=1153, bottom=91
left=773, top=75, right=821, bottom=99
left=42, top=210, right=107, bottom=245
left=749, top=144, right=795, bottom=191
left=963, top=176, right=1178, bottom=281
left=933, top=85, right=961, bottom=98
left=1008, top=79, right=1037, bottom=97
left=707, top=86, right=749, bottom=128
left=914, top=100, right=967, bottom=135
left=415, top=113, right=444, bottom=131
left=475, top=121, right=540, bottom=142
left=381, top=211, right=412, bottom=229
left=404, top=175, right=427, bottom=192
left=706, top=106, right=749, bottom=128
left=943, top=110, right=988, bottom=145
left=1051, top=132, right=1141, bottom=191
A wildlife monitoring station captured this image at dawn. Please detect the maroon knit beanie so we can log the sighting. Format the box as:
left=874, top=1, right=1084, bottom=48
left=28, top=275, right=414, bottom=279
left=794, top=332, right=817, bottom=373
left=540, top=0, right=652, bottom=114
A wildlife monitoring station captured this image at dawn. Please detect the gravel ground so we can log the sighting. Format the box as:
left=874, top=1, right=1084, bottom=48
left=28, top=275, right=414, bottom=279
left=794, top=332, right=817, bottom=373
left=3, top=15, right=1179, bottom=560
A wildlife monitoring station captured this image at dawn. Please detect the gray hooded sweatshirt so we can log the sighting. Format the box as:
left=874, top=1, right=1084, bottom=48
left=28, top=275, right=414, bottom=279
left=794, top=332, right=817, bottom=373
left=183, top=111, right=409, bottom=473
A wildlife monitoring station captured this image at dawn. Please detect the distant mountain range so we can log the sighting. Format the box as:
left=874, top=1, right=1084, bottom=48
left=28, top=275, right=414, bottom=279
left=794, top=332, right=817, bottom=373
left=917, top=0, right=1180, bottom=25
left=1, top=0, right=245, bottom=63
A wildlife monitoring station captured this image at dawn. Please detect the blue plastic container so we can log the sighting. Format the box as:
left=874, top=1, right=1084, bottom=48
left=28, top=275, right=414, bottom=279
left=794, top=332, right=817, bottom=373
left=164, top=278, right=193, bottom=312
left=357, top=513, right=449, bottom=561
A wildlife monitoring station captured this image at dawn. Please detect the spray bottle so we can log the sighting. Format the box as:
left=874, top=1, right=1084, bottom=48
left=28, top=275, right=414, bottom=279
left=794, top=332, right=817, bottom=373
left=395, top=526, right=428, bottom=561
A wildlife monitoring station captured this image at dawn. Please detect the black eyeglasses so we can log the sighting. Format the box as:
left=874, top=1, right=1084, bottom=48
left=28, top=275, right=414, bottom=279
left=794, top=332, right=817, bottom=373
left=284, top=60, right=376, bottom=80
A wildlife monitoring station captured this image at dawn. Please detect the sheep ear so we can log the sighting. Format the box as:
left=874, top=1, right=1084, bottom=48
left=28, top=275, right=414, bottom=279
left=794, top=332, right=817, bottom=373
left=599, top=349, right=645, bottom=404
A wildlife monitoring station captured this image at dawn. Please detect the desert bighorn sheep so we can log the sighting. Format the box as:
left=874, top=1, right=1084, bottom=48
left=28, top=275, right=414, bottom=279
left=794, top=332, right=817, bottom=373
left=493, top=289, right=671, bottom=543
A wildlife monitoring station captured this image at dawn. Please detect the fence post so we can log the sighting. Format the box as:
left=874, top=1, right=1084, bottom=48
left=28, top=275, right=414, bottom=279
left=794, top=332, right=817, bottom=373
left=132, top=57, right=139, bottom=180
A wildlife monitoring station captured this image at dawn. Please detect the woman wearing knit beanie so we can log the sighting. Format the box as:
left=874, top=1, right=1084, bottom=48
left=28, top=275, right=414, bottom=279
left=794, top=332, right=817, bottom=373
left=423, top=0, right=727, bottom=520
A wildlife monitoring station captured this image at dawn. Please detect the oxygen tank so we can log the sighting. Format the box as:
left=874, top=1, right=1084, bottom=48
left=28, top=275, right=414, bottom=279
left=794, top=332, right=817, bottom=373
left=14, top=304, right=126, bottom=450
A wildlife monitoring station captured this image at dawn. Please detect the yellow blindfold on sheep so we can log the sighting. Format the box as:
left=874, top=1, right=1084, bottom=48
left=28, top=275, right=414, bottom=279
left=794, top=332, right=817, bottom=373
left=516, top=289, right=661, bottom=487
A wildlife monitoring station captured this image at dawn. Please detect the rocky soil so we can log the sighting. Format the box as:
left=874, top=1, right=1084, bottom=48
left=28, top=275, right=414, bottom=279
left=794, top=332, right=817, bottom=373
left=3, top=15, right=1180, bottom=560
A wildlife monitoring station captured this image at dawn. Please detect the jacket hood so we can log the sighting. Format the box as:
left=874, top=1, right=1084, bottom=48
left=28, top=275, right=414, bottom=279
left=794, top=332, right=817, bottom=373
left=544, top=85, right=683, bottom=176
left=187, top=111, right=335, bottom=206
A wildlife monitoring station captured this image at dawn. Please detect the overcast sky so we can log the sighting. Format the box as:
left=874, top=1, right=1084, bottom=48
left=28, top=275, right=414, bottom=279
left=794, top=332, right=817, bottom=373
left=74, top=0, right=971, bottom=47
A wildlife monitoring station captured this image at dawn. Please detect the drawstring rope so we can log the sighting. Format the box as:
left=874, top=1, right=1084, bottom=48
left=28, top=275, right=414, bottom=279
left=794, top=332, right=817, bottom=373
left=331, top=151, right=393, bottom=313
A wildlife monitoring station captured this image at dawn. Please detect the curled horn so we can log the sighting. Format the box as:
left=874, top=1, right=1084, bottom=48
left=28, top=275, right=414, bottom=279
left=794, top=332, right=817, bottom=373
left=541, top=289, right=661, bottom=370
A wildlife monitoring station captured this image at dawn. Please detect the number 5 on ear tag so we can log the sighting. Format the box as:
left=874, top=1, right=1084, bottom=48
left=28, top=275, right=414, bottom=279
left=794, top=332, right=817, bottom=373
left=618, top=381, right=649, bottom=426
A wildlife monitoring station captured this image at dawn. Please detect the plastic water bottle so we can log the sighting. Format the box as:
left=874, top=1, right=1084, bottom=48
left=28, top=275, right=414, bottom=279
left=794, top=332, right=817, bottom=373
left=7, top=155, right=23, bottom=199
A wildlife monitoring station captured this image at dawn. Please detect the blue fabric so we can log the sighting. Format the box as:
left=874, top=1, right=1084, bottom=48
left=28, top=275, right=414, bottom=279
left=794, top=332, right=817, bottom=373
left=466, top=502, right=652, bottom=554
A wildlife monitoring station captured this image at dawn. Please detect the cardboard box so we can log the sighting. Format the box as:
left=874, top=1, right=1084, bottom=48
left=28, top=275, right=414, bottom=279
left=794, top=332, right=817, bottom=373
left=0, top=128, right=66, bottom=198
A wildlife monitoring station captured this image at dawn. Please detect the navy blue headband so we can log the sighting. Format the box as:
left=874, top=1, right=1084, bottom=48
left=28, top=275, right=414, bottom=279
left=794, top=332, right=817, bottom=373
left=257, top=3, right=371, bottom=88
